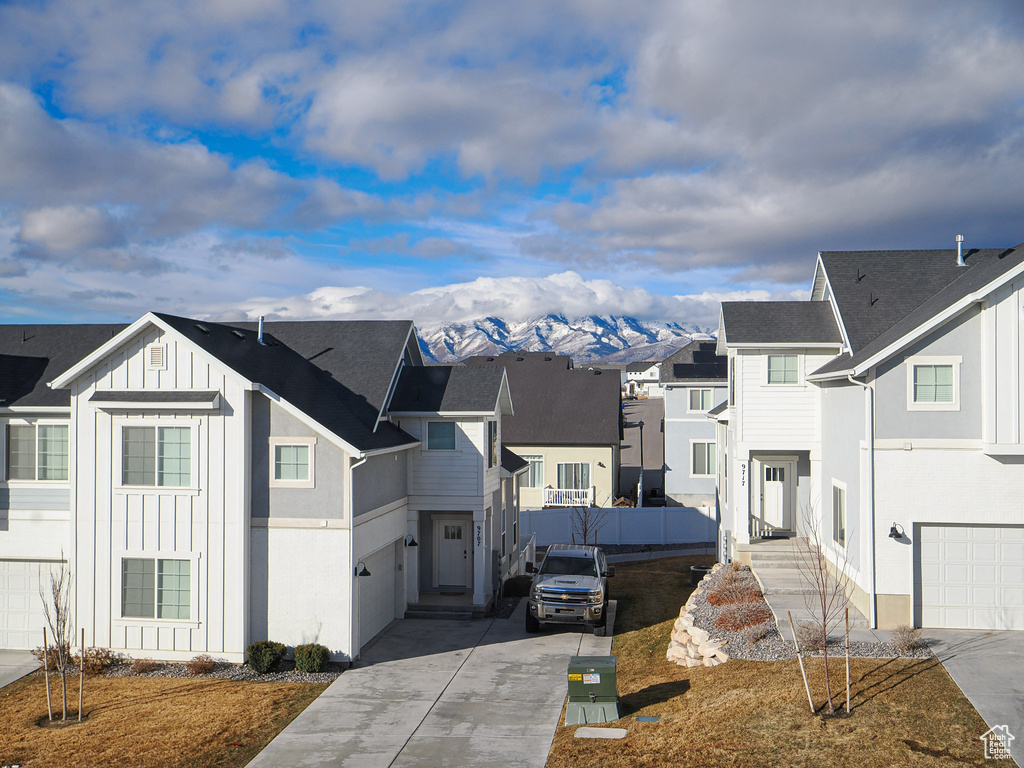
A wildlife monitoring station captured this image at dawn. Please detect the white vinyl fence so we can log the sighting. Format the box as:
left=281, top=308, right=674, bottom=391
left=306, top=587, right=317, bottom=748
left=521, top=505, right=717, bottom=547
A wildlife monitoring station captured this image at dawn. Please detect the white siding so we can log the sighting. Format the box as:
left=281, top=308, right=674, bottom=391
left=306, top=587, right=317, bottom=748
left=736, top=349, right=829, bottom=445
left=984, top=282, right=1024, bottom=447
left=405, top=417, right=485, bottom=502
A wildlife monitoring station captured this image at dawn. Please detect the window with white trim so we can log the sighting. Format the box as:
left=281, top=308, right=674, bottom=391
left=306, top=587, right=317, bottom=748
left=767, top=354, right=799, bottom=385
left=426, top=421, right=456, bottom=450
left=269, top=437, right=316, bottom=488
left=521, top=455, right=544, bottom=488
left=688, top=388, right=713, bottom=412
left=832, top=484, right=846, bottom=547
left=121, top=557, right=191, bottom=619
left=122, top=426, right=191, bottom=487
left=691, top=441, right=716, bottom=477
left=5, top=423, right=69, bottom=481
left=556, top=462, right=590, bottom=489
left=487, top=420, right=498, bottom=468
left=906, top=356, right=960, bottom=411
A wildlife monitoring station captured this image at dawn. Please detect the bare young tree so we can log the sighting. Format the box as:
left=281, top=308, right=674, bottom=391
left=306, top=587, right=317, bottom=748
left=791, top=508, right=853, bottom=715
left=39, top=558, right=74, bottom=721
left=570, top=505, right=608, bottom=546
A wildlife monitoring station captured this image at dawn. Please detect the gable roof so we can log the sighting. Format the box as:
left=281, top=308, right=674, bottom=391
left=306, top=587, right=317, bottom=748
left=501, top=446, right=528, bottom=475
left=720, top=301, right=842, bottom=346
left=625, top=361, right=659, bottom=373
left=812, top=244, right=1024, bottom=378
left=660, top=340, right=727, bottom=383
left=389, top=365, right=511, bottom=414
left=0, top=323, right=126, bottom=408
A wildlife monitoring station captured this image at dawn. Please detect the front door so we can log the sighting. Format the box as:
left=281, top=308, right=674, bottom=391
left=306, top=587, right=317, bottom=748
left=760, top=460, right=795, bottom=531
left=435, top=519, right=470, bottom=588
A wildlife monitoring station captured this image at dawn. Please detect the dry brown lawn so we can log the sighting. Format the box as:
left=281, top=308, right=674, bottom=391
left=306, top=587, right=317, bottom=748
left=548, top=556, right=998, bottom=768
left=0, top=673, right=327, bottom=768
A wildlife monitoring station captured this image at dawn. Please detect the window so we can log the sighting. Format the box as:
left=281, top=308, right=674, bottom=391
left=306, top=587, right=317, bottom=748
left=832, top=484, right=846, bottom=547
left=688, top=388, right=713, bottom=412
left=5, top=423, right=69, bottom=481
left=487, top=420, right=498, bottom=468
left=275, top=444, right=309, bottom=481
left=556, top=462, right=590, bottom=489
left=906, top=356, right=960, bottom=411
left=426, top=421, right=456, bottom=450
left=728, top=358, right=735, bottom=405
left=121, top=558, right=191, bottom=619
left=691, top=441, right=716, bottom=477
left=501, top=506, right=507, bottom=558
left=767, top=355, right=799, bottom=385
left=122, top=426, right=191, bottom=487
left=522, top=455, right=544, bottom=488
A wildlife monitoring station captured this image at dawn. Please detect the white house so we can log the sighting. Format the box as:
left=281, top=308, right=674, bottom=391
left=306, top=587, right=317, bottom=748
left=0, top=313, right=522, bottom=661
left=624, top=362, right=662, bottom=398
left=714, top=243, right=1024, bottom=631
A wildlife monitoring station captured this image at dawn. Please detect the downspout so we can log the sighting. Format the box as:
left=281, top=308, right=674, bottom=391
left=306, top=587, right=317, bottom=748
left=847, top=373, right=877, bottom=629
left=347, top=455, right=368, bottom=666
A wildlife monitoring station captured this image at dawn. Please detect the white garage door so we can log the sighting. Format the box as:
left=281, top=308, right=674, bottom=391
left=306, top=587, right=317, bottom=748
left=0, top=560, right=62, bottom=650
left=918, top=525, right=1024, bottom=630
left=358, top=543, right=399, bottom=649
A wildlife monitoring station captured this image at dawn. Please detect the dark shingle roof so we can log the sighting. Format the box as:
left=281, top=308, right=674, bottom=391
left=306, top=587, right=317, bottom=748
left=814, top=244, right=1024, bottom=377
left=660, top=340, right=727, bottom=383
left=471, top=360, right=621, bottom=446
left=819, top=248, right=1015, bottom=353
left=0, top=324, right=126, bottom=407
left=501, top=446, right=528, bottom=474
left=721, top=302, right=842, bottom=345
left=90, top=391, right=218, bottom=404
left=464, top=351, right=574, bottom=369
left=389, top=365, right=506, bottom=413
left=707, top=401, right=728, bottom=417
left=154, top=314, right=416, bottom=453
left=626, top=361, right=658, bottom=372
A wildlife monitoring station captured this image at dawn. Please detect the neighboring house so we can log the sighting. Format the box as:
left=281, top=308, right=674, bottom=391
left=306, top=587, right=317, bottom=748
left=660, top=340, right=728, bottom=507
left=0, top=313, right=522, bottom=661
left=623, top=361, right=663, bottom=398
left=465, top=352, right=621, bottom=509
left=715, top=243, right=1024, bottom=631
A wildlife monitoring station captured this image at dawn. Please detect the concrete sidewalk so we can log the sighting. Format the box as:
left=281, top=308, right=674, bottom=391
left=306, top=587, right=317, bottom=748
left=0, top=650, right=39, bottom=690
left=247, top=600, right=613, bottom=768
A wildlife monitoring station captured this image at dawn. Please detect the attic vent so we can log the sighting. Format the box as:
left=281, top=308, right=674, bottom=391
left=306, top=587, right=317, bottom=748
left=146, top=343, right=167, bottom=370
left=231, top=329, right=246, bottom=340
left=194, top=323, right=210, bottom=334
left=516, top=357, right=524, bottom=362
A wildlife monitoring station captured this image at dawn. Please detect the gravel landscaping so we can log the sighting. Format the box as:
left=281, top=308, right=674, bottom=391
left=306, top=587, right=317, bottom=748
left=686, top=563, right=933, bottom=661
left=35, top=656, right=346, bottom=684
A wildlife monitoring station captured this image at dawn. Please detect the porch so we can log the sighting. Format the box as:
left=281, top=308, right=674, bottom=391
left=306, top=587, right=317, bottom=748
left=543, top=486, right=594, bottom=507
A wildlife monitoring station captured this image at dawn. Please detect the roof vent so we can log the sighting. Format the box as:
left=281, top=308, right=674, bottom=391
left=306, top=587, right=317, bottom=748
left=956, top=234, right=965, bottom=266
left=194, top=323, right=210, bottom=334
left=257, top=315, right=267, bottom=346
left=231, top=329, right=246, bottom=340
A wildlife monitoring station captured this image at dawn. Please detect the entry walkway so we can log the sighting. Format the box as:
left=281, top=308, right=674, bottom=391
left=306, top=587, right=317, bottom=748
left=246, top=600, right=613, bottom=768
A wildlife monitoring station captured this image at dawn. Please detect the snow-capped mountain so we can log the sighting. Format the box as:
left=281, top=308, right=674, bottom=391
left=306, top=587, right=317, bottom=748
left=416, top=315, right=714, bottom=364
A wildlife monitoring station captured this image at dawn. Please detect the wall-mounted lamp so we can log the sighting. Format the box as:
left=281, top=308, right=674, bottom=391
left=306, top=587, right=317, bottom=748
left=404, top=534, right=419, bottom=547
left=355, top=561, right=371, bottom=577
left=888, top=523, right=905, bottom=540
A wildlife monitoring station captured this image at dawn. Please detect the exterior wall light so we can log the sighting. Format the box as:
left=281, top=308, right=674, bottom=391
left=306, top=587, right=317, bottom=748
left=355, top=561, right=371, bottom=577
left=888, top=523, right=905, bottom=540
left=404, top=534, right=419, bottom=547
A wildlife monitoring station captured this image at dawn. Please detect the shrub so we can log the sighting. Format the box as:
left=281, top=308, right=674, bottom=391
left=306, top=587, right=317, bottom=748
left=130, top=658, right=159, bottom=675
left=715, top=604, right=773, bottom=631
left=743, top=623, right=770, bottom=646
left=891, top=624, right=923, bottom=653
left=294, top=643, right=331, bottom=673
left=247, top=640, right=286, bottom=674
left=186, top=654, right=217, bottom=676
left=795, top=621, right=825, bottom=651
left=32, top=645, right=68, bottom=671
left=73, top=646, right=125, bottom=676
left=707, top=581, right=764, bottom=606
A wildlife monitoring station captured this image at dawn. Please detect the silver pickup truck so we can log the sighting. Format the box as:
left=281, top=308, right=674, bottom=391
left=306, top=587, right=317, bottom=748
left=525, top=544, right=614, bottom=636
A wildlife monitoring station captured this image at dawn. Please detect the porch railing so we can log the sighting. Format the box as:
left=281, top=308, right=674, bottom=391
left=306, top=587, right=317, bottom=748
left=543, top=486, right=594, bottom=507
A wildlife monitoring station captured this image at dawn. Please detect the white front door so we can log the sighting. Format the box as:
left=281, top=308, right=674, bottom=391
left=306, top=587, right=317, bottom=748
left=435, top=519, right=470, bottom=588
left=760, top=460, right=794, bottom=531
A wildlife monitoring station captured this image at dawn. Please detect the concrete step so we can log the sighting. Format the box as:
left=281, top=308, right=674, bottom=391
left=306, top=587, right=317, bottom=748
left=404, top=604, right=477, bottom=621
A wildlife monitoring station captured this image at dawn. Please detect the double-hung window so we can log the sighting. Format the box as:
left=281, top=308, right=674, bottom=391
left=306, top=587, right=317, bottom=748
left=121, top=557, right=191, bottom=619
left=122, top=426, right=191, bottom=487
left=522, top=455, right=544, bottom=488
left=5, top=423, right=69, bottom=481
left=426, top=421, right=456, bottom=450
left=832, top=484, right=847, bottom=547
left=691, top=441, right=716, bottom=477
left=767, top=355, right=799, bottom=385
left=688, top=388, right=713, bottom=412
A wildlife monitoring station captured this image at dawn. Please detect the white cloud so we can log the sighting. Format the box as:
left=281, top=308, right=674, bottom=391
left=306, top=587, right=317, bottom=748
left=19, top=205, right=122, bottom=253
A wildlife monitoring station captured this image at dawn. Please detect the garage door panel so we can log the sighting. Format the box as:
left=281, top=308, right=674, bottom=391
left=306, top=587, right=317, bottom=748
left=917, top=525, right=1024, bottom=630
left=0, top=560, right=61, bottom=650
left=358, top=543, right=399, bottom=650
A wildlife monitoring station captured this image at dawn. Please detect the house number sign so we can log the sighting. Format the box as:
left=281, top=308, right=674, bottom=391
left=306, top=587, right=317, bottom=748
left=476, top=524, right=482, bottom=546
left=740, top=462, right=747, bottom=488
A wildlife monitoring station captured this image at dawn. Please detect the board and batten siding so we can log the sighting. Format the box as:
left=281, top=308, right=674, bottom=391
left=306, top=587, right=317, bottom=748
left=735, top=349, right=830, bottom=445
left=70, top=325, right=251, bottom=661
left=984, top=282, right=1024, bottom=447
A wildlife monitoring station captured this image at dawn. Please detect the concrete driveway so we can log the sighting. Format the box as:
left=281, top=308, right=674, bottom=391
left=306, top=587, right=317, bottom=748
left=247, top=600, right=612, bottom=768
left=0, top=650, right=39, bottom=690
left=929, top=630, right=1023, bottom=767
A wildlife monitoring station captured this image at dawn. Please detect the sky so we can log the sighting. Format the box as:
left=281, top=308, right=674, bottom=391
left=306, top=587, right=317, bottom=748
left=2, top=0, right=1024, bottom=329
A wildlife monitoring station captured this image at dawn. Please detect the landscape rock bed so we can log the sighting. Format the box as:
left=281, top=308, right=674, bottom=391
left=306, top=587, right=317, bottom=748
left=97, top=659, right=345, bottom=683
left=670, top=562, right=933, bottom=664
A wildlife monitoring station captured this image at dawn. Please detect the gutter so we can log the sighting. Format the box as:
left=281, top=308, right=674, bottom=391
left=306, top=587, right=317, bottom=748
left=847, top=373, right=877, bottom=629
left=347, top=455, right=368, bottom=666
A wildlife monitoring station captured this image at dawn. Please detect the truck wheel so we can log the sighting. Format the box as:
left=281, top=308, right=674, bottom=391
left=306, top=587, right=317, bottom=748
left=526, top=612, right=540, bottom=633
left=593, top=618, right=607, bottom=637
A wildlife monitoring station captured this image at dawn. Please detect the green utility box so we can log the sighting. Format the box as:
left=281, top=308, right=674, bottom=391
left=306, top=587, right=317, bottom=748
left=565, top=655, right=620, bottom=725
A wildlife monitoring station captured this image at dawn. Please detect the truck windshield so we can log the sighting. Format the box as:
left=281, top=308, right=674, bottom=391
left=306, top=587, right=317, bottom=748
left=539, top=555, right=598, bottom=577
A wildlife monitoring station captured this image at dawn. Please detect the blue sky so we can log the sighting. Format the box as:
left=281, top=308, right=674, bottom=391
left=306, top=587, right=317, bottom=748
left=2, top=0, right=1024, bottom=328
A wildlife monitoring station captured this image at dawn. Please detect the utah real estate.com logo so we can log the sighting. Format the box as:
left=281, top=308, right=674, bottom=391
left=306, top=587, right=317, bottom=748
left=980, top=725, right=1015, bottom=760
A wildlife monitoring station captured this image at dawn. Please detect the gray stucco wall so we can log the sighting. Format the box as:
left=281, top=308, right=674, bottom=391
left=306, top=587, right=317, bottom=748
left=664, top=384, right=727, bottom=505
left=250, top=395, right=347, bottom=519
left=819, top=380, right=864, bottom=573
left=353, top=450, right=408, bottom=517
left=874, top=306, right=982, bottom=440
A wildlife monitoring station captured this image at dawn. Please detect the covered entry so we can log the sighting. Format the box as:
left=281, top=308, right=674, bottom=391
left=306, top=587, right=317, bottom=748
left=750, top=456, right=797, bottom=535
